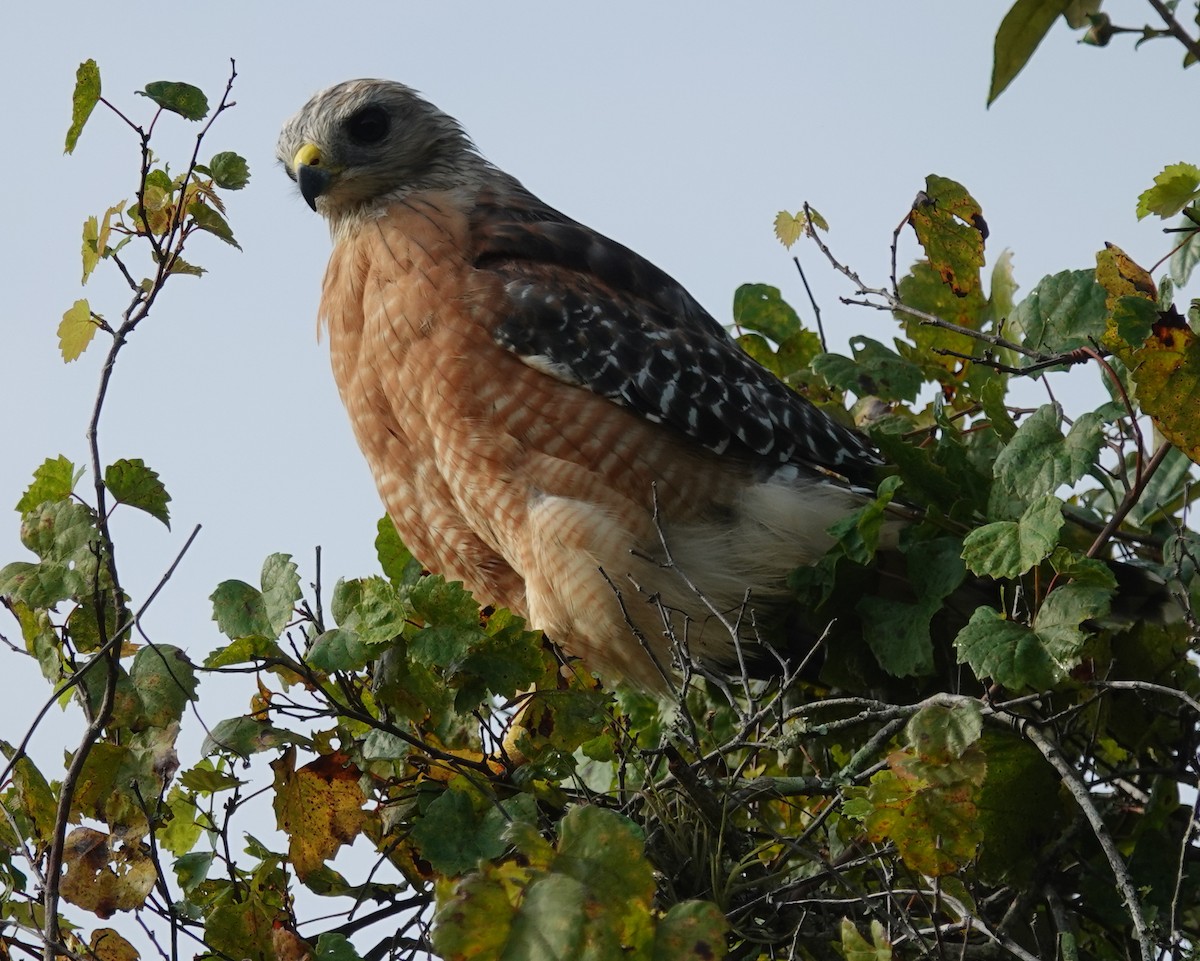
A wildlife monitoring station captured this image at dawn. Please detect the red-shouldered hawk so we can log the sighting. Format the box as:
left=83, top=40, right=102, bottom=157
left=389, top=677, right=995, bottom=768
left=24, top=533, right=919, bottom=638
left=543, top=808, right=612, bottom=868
left=277, top=79, right=884, bottom=688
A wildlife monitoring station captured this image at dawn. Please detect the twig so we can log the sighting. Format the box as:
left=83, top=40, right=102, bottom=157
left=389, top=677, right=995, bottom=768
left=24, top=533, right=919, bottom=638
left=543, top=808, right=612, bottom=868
left=999, top=712, right=1155, bottom=961
left=792, top=254, right=827, bottom=352
left=0, top=524, right=201, bottom=789
left=1145, top=0, right=1200, bottom=61
left=1086, top=441, right=1173, bottom=558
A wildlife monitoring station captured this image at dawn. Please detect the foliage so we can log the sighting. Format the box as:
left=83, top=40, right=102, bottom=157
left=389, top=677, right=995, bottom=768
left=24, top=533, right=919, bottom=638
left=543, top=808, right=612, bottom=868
left=4, top=9, right=1200, bottom=961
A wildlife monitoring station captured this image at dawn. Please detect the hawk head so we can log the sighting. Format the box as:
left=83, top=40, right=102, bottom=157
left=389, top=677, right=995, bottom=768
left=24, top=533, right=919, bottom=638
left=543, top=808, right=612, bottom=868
left=277, top=79, right=487, bottom=224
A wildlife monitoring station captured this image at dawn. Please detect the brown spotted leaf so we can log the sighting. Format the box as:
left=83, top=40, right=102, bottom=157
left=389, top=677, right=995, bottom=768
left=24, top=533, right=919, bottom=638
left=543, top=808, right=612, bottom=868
left=909, top=175, right=987, bottom=298
left=1096, top=245, right=1200, bottom=462
left=857, top=744, right=986, bottom=876
left=89, top=929, right=140, bottom=961
left=271, top=748, right=367, bottom=880
left=59, top=827, right=156, bottom=918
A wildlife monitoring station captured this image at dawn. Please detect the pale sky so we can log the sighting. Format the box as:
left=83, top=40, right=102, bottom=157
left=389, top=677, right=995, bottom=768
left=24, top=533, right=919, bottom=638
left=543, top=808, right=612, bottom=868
left=1, top=0, right=1195, bottom=945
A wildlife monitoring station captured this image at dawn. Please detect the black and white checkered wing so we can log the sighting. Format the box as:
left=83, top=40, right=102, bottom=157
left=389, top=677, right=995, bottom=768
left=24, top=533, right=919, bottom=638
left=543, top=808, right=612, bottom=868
left=470, top=184, right=882, bottom=487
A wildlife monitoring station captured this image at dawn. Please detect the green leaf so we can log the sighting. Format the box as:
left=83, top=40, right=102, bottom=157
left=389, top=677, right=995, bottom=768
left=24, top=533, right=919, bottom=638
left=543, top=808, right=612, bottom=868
left=137, top=81, right=209, bottom=120
left=10, top=754, right=58, bottom=844
left=1169, top=212, right=1200, bottom=286
left=1063, top=0, right=1101, bottom=28
left=65, top=60, right=101, bottom=154
left=556, top=806, right=654, bottom=905
left=961, top=494, right=1064, bottom=578
left=204, top=634, right=285, bottom=667
left=955, top=607, right=1058, bottom=690
left=20, top=498, right=99, bottom=561
left=166, top=256, right=206, bottom=277
left=210, top=580, right=272, bottom=640
left=1123, top=445, right=1195, bottom=529
left=306, top=628, right=372, bottom=673
left=314, top=933, right=363, bottom=961
left=187, top=202, right=240, bottom=249
left=205, top=555, right=301, bottom=643
left=201, top=717, right=311, bottom=758
left=172, top=850, right=213, bottom=895
left=980, top=377, right=1017, bottom=441
left=1108, top=295, right=1159, bottom=348
left=104, top=458, right=171, bottom=527
left=773, top=208, right=825, bottom=248
left=260, top=553, right=301, bottom=636
left=859, top=536, right=966, bottom=678
left=410, top=784, right=529, bottom=875
left=144, top=169, right=173, bottom=192
left=332, top=576, right=409, bottom=646
left=16, top=456, right=82, bottom=513
left=1013, top=268, right=1108, bottom=353
left=989, top=0, right=1072, bottom=105
left=732, top=284, right=801, bottom=344
left=975, top=732, right=1067, bottom=882
left=812, top=337, right=923, bottom=402
left=376, top=515, right=420, bottom=583
left=130, top=644, right=197, bottom=727
left=204, top=897, right=276, bottom=961
left=906, top=699, right=983, bottom=763
left=58, top=299, right=98, bottom=363
left=993, top=405, right=1103, bottom=499
left=179, top=763, right=243, bottom=794
left=457, top=607, right=546, bottom=703
left=66, top=598, right=120, bottom=653
left=1032, top=581, right=1111, bottom=667
left=0, top=561, right=72, bottom=609
left=505, top=874, right=588, bottom=958
left=988, top=248, right=1019, bottom=328
left=206, top=151, right=251, bottom=190
left=826, top=475, right=902, bottom=566
left=160, top=786, right=203, bottom=856
left=1137, top=163, right=1200, bottom=220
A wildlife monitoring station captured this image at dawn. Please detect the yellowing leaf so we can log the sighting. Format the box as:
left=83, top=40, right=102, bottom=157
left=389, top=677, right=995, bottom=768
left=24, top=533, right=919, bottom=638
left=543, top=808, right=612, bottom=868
left=1095, top=243, right=1157, bottom=310
left=59, top=299, right=98, bottom=363
left=842, top=918, right=893, bottom=961
left=1094, top=245, right=1200, bottom=462
left=908, top=175, right=987, bottom=298
left=89, top=928, right=139, bottom=961
left=1120, top=308, right=1200, bottom=462
left=860, top=745, right=986, bottom=875
left=59, top=827, right=156, bottom=918
left=773, top=208, right=826, bottom=248
left=82, top=215, right=100, bottom=283
left=271, top=748, right=367, bottom=880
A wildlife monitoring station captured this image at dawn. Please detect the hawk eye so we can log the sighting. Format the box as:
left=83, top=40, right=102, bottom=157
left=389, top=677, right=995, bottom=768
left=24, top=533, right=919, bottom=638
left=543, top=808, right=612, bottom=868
left=346, top=106, right=390, bottom=145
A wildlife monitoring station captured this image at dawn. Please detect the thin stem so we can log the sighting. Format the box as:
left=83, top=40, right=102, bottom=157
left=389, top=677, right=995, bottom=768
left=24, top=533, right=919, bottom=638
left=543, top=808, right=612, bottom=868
left=1145, top=0, right=1200, bottom=61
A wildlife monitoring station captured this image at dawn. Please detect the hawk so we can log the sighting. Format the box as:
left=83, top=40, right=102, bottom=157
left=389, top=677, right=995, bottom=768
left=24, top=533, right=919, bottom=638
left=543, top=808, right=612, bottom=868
left=277, top=79, right=885, bottom=688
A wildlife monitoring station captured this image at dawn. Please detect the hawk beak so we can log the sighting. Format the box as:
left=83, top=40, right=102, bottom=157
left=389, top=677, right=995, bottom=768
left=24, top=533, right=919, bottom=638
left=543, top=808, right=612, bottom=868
left=293, top=143, right=331, bottom=212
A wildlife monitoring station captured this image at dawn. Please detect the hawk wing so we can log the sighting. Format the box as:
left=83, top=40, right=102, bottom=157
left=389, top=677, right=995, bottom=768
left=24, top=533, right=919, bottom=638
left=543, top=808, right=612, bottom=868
left=469, top=184, right=882, bottom=488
